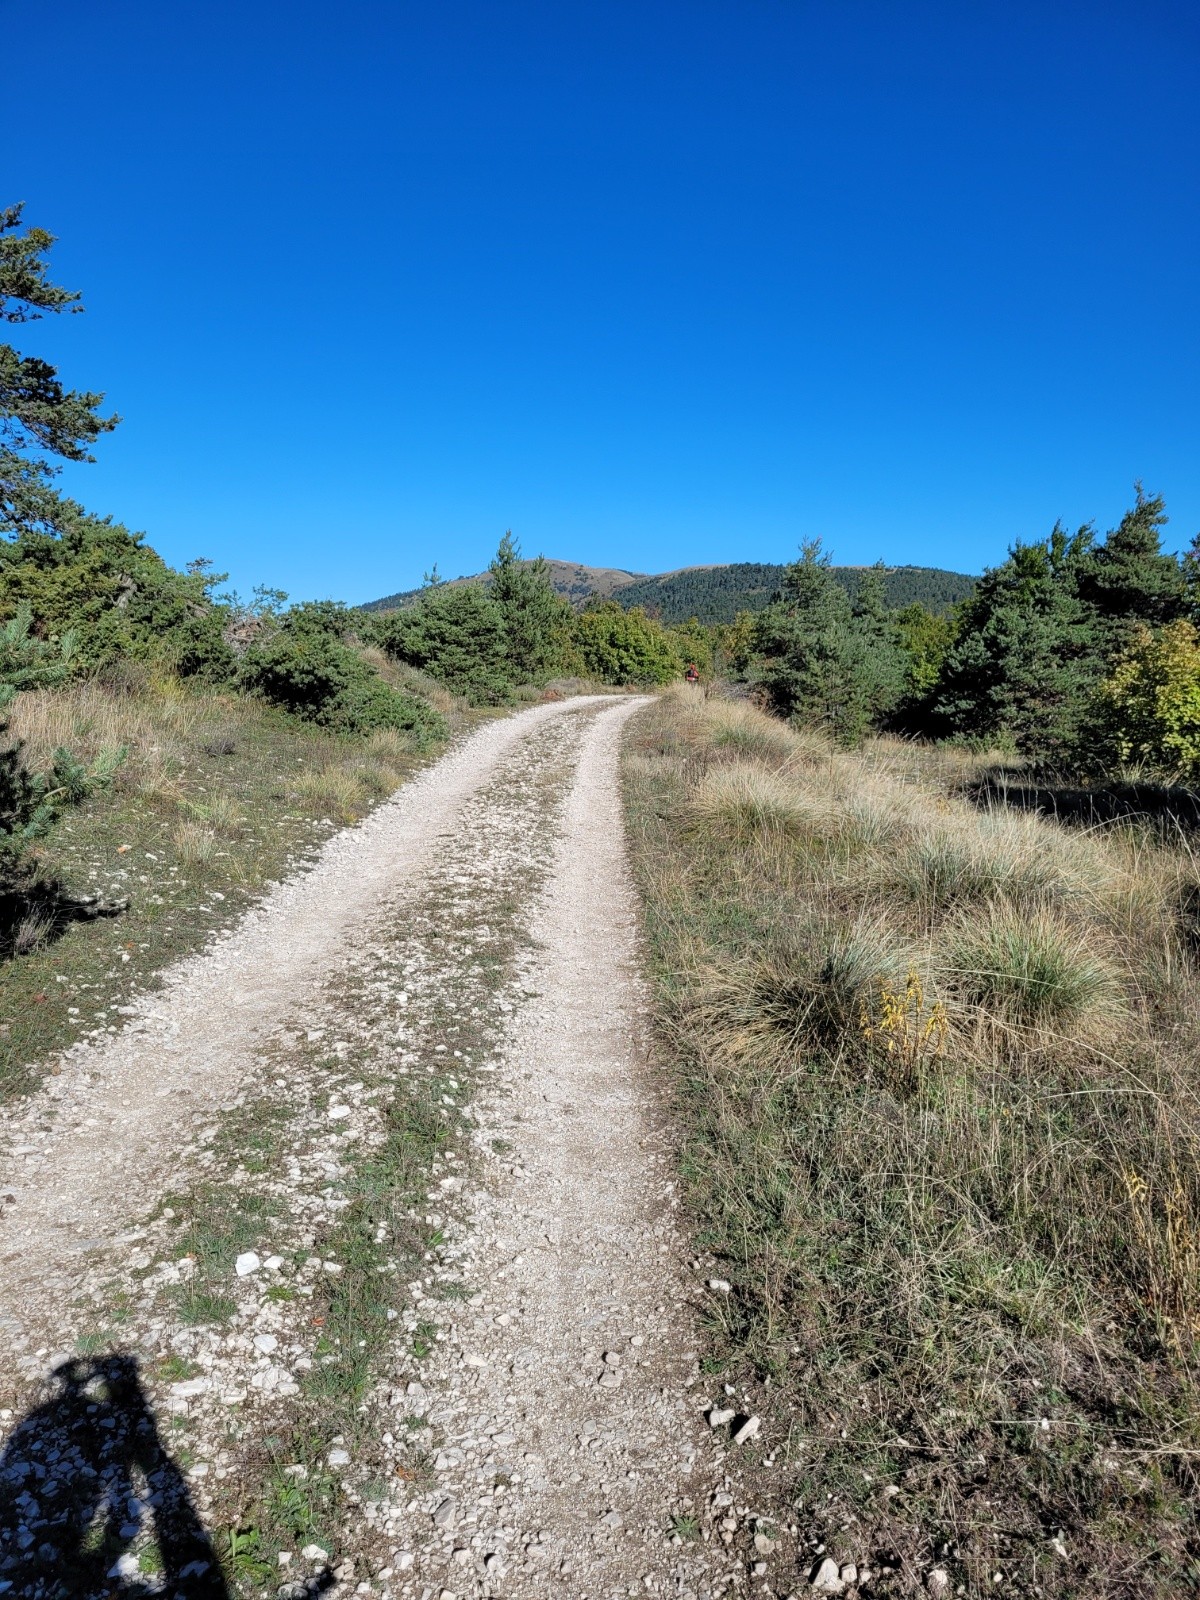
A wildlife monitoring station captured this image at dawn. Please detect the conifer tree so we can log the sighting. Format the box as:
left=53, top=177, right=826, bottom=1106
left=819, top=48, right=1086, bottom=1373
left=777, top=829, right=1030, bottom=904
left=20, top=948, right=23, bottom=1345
left=1077, top=484, right=1185, bottom=642
left=487, top=532, right=572, bottom=682
left=753, top=541, right=878, bottom=743
left=0, top=205, right=118, bottom=537
left=931, top=524, right=1099, bottom=763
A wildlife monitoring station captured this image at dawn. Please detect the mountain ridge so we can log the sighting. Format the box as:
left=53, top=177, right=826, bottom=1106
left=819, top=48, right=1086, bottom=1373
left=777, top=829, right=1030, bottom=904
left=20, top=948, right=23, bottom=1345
left=362, top=558, right=977, bottom=623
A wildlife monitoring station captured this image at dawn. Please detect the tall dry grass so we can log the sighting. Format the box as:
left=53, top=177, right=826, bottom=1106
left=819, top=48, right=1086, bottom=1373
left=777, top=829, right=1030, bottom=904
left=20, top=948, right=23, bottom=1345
left=625, top=690, right=1200, bottom=1595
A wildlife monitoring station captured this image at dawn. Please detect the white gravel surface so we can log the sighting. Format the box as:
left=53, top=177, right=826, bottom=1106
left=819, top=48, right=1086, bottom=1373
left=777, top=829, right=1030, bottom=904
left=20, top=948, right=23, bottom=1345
left=0, top=697, right=611, bottom=1324
left=0, top=696, right=767, bottom=1600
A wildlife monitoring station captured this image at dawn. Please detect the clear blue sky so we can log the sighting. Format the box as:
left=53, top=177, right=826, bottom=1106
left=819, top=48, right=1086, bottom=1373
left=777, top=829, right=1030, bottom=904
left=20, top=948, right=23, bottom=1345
left=10, top=0, right=1199, bottom=603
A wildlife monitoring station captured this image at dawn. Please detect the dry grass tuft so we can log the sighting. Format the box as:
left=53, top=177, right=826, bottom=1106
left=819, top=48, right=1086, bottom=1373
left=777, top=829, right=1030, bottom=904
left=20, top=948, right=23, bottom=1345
left=8, top=681, right=155, bottom=768
left=292, top=765, right=372, bottom=823
left=173, top=820, right=218, bottom=865
left=689, top=761, right=814, bottom=838
left=946, top=901, right=1118, bottom=1029
left=703, top=698, right=824, bottom=766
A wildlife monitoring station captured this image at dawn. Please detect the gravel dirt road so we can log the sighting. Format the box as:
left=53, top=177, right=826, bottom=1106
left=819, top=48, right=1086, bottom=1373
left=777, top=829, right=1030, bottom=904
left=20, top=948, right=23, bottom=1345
left=0, top=697, right=759, bottom=1599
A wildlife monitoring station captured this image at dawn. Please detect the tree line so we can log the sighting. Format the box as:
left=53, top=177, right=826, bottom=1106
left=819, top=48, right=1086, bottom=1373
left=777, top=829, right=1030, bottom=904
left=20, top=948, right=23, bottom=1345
left=613, top=560, right=975, bottom=625
left=750, top=493, right=1200, bottom=780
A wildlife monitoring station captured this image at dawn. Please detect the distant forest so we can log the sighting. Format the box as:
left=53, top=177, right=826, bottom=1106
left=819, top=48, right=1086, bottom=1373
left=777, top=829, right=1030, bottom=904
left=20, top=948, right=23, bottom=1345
left=365, top=561, right=976, bottom=622
left=616, top=563, right=976, bottom=623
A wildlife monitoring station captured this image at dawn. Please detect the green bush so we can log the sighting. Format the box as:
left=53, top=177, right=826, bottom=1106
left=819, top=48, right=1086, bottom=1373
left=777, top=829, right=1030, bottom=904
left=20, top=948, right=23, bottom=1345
left=372, top=582, right=514, bottom=705
left=572, top=602, right=679, bottom=685
left=1099, top=619, right=1200, bottom=780
left=241, top=623, right=445, bottom=746
left=0, top=506, right=235, bottom=679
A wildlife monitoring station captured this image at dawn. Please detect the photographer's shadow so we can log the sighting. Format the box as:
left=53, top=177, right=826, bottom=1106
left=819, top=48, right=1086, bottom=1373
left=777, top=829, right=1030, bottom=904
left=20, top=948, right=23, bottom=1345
left=0, top=1354, right=229, bottom=1598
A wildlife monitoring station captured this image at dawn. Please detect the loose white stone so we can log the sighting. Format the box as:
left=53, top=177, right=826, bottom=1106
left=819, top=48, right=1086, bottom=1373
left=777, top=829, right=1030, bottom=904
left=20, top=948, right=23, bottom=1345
left=235, top=1251, right=261, bottom=1276
left=811, top=1557, right=845, bottom=1594
left=732, top=1415, right=761, bottom=1444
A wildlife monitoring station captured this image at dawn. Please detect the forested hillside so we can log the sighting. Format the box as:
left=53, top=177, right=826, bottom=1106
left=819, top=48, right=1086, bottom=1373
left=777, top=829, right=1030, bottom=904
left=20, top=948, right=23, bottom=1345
left=614, top=561, right=976, bottom=622
left=365, top=558, right=647, bottom=612
left=366, top=559, right=975, bottom=620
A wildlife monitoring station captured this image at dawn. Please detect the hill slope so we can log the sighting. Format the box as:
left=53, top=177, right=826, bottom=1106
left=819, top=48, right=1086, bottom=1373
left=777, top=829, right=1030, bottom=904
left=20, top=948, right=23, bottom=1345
left=363, top=559, right=648, bottom=613
left=363, top=559, right=976, bottom=620
left=615, top=562, right=976, bottom=622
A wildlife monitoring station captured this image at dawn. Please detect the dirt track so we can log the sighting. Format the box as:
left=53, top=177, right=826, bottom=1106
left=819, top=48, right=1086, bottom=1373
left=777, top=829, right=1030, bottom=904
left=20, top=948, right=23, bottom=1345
left=0, top=697, right=754, bottom=1599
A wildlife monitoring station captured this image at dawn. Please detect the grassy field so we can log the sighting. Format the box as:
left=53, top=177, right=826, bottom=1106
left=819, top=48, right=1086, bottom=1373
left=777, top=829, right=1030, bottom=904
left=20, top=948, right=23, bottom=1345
left=624, top=686, right=1200, bottom=1596
left=0, top=669, right=463, bottom=1103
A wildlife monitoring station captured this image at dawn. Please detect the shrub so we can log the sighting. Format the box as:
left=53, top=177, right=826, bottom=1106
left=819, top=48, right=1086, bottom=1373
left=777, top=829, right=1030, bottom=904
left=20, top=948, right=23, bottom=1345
left=572, top=602, right=679, bottom=686
left=240, top=625, right=446, bottom=746
left=1099, top=619, right=1200, bottom=780
left=372, top=583, right=513, bottom=705
left=0, top=508, right=235, bottom=679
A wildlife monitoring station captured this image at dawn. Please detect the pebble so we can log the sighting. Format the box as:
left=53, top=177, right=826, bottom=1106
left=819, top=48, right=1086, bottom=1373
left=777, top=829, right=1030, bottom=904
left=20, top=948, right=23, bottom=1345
left=707, top=1407, right=735, bottom=1428
left=235, top=1250, right=261, bottom=1276
left=811, top=1557, right=845, bottom=1594
left=731, top=1415, right=761, bottom=1445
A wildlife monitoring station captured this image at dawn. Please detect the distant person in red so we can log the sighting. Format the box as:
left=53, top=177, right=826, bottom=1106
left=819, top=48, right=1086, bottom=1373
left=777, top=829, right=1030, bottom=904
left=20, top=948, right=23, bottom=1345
left=684, top=663, right=700, bottom=685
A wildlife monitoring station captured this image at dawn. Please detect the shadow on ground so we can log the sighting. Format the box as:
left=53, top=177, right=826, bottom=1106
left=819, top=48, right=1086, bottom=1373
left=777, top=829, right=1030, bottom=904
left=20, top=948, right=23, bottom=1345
left=966, top=769, right=1200, bottom=835
left=0, top=877, right=128, bottom=962
left=0, top=1354, right=291, bottom=1599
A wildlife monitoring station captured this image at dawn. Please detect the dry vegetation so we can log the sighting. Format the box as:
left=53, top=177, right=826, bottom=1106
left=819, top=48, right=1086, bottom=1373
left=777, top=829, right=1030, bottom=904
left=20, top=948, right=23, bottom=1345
left=624, top=686, right=1200, bottom=1596
left=0, top=670, right=456, bottom=1099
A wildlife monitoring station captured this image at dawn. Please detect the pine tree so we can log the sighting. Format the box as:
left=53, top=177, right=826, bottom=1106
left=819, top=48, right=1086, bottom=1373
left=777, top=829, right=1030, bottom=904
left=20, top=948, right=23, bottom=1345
left=1, top=205, right=119, bottom=537
left=487, top=532, right=572, bottom=683
left=1077, top=484, right=1185, bottom=643
left=932, top=524, right=1100, bottom=763
left=850, top=561, right=906, bottom=723
left=753, top=541, right=879, bottom=743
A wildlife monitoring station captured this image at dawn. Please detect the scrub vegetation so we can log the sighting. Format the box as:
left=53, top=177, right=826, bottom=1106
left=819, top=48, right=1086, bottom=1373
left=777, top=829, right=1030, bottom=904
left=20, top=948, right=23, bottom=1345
left=625, top=685, right=1200, bottom=1595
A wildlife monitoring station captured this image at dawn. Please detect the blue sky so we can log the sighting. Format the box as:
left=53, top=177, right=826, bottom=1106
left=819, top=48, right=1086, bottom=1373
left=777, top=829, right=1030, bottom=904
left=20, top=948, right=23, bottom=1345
left=10, top=0, right=1199, bottom=602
